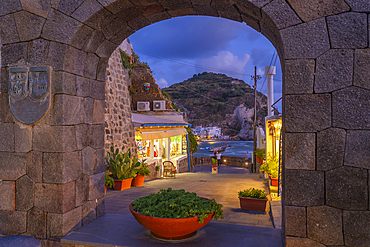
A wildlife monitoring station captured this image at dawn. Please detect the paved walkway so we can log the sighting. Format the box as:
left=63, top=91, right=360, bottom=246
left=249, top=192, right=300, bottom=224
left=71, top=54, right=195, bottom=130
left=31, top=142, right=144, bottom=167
left=62, top=165, right=283, bottom=246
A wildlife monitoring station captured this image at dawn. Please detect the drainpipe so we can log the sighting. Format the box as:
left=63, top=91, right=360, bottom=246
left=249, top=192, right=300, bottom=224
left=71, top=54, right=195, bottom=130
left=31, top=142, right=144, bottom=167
left=265, top=66, right=276, bottom=116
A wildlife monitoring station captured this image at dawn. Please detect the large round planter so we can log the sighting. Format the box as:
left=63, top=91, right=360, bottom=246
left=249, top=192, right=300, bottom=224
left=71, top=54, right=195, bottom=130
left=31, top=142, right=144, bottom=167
left=113, top=178, right=133, bottom=191
left=131, top=175, right=145, bottom=187
left=129, top=203, right=214, bottom=240
left=238, top=197, right=267, bottom=212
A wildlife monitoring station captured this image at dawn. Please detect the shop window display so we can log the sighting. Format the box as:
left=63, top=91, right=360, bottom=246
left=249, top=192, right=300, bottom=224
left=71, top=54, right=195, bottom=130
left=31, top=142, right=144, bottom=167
left=170, top=135, right=182, bottom=157
left=154, top=139, right=160, bottom=158
left=136, top=135, right=148, bottom=159
left=162, top=139, right=166, bottom=159
left=182, top=134, right=187, bottom=155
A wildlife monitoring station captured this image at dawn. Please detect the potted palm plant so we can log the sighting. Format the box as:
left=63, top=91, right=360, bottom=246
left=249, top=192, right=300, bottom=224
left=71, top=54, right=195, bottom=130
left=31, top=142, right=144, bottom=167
left=132, top=159, right=150, bottom=187
left=130, top=188, right=223, bottom=240
left=238, top=188, right=268, bottom=212
left=105, top=171, right=114, bottom=194
left=105, top=147, right=142, bottom=191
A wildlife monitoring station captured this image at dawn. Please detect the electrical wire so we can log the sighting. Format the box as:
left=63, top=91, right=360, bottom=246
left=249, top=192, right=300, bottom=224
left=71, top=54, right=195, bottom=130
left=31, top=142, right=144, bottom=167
left=135, top=48, right=271, bottom=81
left=259, top=51, right=275, bottom=93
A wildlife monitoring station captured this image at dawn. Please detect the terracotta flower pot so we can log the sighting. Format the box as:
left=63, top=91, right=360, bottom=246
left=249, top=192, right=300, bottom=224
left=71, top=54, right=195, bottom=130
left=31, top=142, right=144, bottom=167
left=131, top=174, right=145, bottom=187
left=113, top=178, right=133, bottom=191
left=105, top=186, right=107, bottom=195
left=129, top=203, right=214, bottom=240
left=238, top=197, right=268, bottom=212
left=256, top=157, right=263, bottom=164
left=270, top=176, right=278, bottom=186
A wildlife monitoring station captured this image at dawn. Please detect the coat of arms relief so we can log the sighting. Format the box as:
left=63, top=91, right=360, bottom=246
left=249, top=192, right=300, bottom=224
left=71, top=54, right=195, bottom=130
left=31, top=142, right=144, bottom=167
left=9, top=66, right=51, bottom=125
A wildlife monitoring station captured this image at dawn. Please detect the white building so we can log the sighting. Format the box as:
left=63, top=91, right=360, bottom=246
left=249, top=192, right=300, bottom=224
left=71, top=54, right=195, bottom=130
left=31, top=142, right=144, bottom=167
left=206, top=127, right=221, bottom=138
left=192, top=126, right=221, bottom=138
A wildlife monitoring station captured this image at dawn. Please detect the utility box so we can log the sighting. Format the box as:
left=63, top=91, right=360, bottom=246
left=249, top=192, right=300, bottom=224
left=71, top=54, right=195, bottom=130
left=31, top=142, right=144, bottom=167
left=137, top=101, right=150, bottom=111
left=153, top=100, right=166, bottom=111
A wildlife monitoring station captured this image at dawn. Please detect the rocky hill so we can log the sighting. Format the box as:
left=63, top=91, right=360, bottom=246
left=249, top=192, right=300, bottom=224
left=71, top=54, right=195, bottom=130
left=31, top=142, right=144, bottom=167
left=163, top=72, right=268, bottom=140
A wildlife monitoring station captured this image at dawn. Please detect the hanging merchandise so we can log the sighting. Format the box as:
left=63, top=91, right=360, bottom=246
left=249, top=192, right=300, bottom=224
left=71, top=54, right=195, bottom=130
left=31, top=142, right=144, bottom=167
left=135, top=133, right=148, bottom=159
left=182, top=134, right=187, bottom=155
left=170, top=135, right=182, bottom=157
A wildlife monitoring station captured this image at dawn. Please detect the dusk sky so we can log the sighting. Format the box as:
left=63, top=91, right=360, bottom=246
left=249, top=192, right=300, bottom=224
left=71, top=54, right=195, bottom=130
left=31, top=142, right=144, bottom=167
left=129, top=16, right=282, bottom=111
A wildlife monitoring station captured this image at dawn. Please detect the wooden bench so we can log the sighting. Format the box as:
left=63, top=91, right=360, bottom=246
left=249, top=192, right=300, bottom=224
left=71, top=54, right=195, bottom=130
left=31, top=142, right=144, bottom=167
left=163, top=161, right=176, bottom=178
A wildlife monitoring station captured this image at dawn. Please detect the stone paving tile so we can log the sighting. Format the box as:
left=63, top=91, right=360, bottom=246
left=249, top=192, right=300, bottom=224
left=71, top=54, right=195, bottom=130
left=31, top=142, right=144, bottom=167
left=104, top=166, right=274, bottom=229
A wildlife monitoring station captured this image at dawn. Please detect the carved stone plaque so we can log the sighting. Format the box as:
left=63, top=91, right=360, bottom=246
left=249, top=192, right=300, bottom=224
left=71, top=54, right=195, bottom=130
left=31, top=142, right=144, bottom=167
left=9, top=66, right=51, bottom=125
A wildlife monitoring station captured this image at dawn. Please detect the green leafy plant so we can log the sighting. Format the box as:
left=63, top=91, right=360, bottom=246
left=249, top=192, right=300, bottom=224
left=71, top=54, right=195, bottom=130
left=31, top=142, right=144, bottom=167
left=161, top=90, right=171, bottom=99
left=259, top=154, right=279, bottom=178
left=265, top=154, right=279, bottom=178
left=155, top=165, right=160, bottom=171
left=136, top=159, right=150, bottom=176
left=259, top=160, right=269, bottom=172
left=186, top=127, right=198, bottom=154
left=105, top=147, right=142, bottom=180
left=128, top=85, right=136, bottom=96
left=142, top=61, right=153, bottom=74
left=105, top=171, right=114, bottom=188
left=171, top=102, right=184, bottom=112
left=255, top=149, right=265, bottom=159
left=119, top=49, right=131, bottom=69
left=238, top=188, right=268, bottom=199
left=132, top=188, right=223, bottom=224
left=212, top=158, right=217, bottom=164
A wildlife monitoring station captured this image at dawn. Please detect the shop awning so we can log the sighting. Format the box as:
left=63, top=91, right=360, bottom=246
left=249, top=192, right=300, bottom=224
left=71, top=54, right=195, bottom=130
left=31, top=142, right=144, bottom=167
left=132, top=113, right=190, bottom=127
left=139, top=128, right=187, bottom=141
left=132, top=113, right=190, bottom=141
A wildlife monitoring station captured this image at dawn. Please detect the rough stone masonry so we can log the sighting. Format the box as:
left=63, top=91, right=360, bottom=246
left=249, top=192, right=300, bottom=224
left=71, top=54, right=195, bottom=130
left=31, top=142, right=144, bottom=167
left=0, top=1, right=369, bottom=246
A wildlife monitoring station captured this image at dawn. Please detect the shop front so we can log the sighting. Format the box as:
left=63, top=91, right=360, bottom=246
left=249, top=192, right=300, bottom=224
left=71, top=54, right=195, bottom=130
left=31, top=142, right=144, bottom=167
left=132, top=113, right=191, bottom=176
left=265, top=115, right=282, bottom=158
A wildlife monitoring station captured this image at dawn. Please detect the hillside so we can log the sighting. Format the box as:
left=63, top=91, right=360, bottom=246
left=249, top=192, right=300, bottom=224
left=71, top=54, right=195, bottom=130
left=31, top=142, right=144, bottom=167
left=163, top=72, right=268, bottom=139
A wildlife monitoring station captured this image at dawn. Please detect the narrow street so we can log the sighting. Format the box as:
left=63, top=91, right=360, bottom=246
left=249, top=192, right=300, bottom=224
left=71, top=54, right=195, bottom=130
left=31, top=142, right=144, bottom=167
left=62, top=166, right=283, bottom=246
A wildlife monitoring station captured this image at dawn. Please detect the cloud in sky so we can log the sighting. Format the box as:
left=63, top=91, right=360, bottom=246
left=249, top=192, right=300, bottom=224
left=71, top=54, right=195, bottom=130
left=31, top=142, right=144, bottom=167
left=257, top=68, right=264, bottom=76
left=156, top=78, right=169, bottom=88
left=129, top=15, right=282, bottom=98
left=198, top=51, right=250, bottom=78
left=250, top=47, right=274, bottom=69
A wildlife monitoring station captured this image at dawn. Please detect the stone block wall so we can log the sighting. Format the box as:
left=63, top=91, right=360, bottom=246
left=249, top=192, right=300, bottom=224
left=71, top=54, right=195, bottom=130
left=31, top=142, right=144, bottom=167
left=177, top=157, right=189, bottom=173
left=192, top=156, right=245, bottom=167
left=0, top=58, right=105, bottom=239
left=221, top=156, right=246, bottom=167
left=104, top=46, right=137, bottom=154
left=130, top=65, right=173, bottom=111
left=281, top=2, right=370, bottom=246
left=0, top=1, right=369, bottom=246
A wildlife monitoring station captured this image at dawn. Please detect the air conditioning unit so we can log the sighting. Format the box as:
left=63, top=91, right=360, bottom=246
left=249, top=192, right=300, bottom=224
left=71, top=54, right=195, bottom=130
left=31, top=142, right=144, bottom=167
left=153, top=100, right=166, bottom=111
left=137, top=101, right=150, bottom=111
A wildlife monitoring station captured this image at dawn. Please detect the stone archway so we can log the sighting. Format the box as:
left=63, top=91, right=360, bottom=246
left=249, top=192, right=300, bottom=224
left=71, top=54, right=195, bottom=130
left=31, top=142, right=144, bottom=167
left=0, top=1, right=369, bottom=246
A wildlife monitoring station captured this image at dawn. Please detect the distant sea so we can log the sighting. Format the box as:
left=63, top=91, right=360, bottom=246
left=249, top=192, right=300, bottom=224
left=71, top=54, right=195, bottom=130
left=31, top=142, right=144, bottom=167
left=193, top=140, right=254, bottom=158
